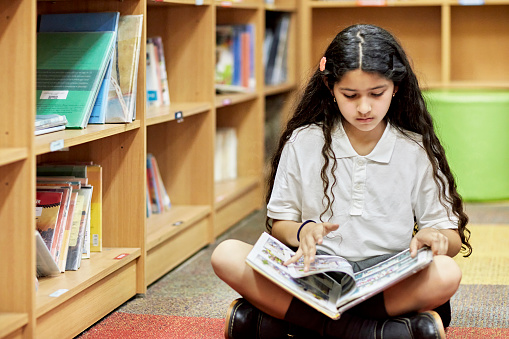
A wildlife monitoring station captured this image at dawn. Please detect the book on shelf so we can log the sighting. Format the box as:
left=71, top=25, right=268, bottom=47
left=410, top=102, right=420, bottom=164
left=35, top=114, right=68, bottom=135
left=36, top=31, right=116, bottom=129
left=35, top=190, right=63, bottom=262
left=214, top=127, right=237, bottom=182
left=38, top=11, right=120, bottom=125
left=106, top=14, right=143, bottom=123
left=39, top=186, right=73, bottom=265
left=66, top=186, right=93, bottom=270
left=265, top=12, right=290, bottom=86
left=35, top=231, right=61, bottom=278
left=246, top=232, right=433, bottom=320
left=215, top=24, right=255, bottom=93
left=151, top=36, right=171, bottom=106
left=37, top=163, right=103, bottom=252
left=146, top=154, right=171, bottom=214
left=146, top=40, right=163, bottom=108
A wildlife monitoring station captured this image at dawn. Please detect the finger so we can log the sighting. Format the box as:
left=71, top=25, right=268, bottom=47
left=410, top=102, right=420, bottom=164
left=302, top=236, right=317, bottom=272
left=323, top=223, right=340, bottom=232
left=409, top=237, right=420, bottom=258
left=284, top=248, right=302, bottom=266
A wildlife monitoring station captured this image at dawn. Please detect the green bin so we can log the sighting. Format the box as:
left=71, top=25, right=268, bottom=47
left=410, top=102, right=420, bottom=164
left=424, top=89, right=509, bottom=201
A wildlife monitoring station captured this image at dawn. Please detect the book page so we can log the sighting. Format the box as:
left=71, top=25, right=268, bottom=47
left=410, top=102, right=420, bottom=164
left=246, top=233, right=343, bottom=318
left=287, top=254, right=354, bottom=278
left=336, top=248, right=433, bottom=309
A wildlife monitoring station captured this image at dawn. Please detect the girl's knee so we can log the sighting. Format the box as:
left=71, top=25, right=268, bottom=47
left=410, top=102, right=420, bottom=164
left=211, top=239, right=251, bottom=278
left=433, top=255, right=462, bottom=297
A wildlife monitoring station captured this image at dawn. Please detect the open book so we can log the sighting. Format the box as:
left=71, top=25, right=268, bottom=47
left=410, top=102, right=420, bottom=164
left=246, top=232, right=433, bottom=319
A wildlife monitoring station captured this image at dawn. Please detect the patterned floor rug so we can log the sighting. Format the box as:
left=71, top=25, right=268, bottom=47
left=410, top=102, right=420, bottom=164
left=78, top=203, right=509, bottom=338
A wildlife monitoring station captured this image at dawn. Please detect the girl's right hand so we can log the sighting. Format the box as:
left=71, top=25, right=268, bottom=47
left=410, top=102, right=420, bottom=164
left=284, top=222, right=339, bottom=272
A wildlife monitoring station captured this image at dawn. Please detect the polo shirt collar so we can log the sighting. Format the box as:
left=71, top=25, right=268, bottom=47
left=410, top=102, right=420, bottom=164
left=331, top=121, right=397, bottom=164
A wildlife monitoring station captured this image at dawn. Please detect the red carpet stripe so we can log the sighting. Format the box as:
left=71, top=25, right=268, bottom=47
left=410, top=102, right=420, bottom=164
left=79, top=311, right=509, bottom=339
left=79, top=312, right=225, bottom=339
left=447, top=327, right=509, bottom=339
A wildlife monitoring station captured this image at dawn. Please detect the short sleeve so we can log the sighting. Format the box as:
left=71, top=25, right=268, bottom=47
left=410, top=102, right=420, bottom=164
left=414, top=165, right=458, bottom=230
left=267, top=142, right=302, bottom=222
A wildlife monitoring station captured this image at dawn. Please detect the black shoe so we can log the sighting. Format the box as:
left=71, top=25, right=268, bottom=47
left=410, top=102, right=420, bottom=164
left=378, top=311, right=446, bottom=339
left=224, top=298, right=323, bottom=339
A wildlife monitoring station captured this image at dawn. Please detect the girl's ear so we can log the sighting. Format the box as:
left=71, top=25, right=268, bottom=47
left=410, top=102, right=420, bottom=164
left=323, top=76, right=334, bottom=95
left=393, top=85, right=399, bottom=96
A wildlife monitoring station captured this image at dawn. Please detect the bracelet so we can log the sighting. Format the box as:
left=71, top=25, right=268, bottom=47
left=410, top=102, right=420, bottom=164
left=297, top=220, right=316, bottom=242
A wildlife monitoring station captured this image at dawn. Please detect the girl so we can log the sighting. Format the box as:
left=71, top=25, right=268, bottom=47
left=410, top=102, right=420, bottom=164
left=212, top=24, right=472, bottom=339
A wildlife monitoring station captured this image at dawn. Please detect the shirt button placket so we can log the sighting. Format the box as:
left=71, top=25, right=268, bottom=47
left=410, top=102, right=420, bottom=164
left=350, top=157, right=367, bottom=216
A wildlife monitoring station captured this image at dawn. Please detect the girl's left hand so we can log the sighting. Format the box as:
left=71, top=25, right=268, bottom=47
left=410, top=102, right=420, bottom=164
left=409, top=228, right=449, bottom=257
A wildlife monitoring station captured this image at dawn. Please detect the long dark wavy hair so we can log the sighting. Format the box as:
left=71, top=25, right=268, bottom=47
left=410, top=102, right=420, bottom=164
left=266, top=24, right=472, bottom=257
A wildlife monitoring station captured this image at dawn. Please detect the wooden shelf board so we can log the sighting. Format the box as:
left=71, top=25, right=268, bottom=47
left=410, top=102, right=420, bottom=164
left=215, top=176, right=260, bottom=209
left=35, top=247, right=140, bottom=318
left=215, top=92, right=258, bottom=108
left=0, top=313, right=28, bottom=339
left=148, top=0, right=212, bottom=5
left=146, top=204, right=211, bottom=250
left=311, top=0, right=444, bottom=8
left=423, top=81, right=509, bottom=89
left=215, top=0, right=261, bottom=9
left=35, top=121, right=141, bottom=155
left=0, top=147, right=29, bottom=167
left=265, top=0, right=297, bottom=11
left=146, top=102, right=211, bottom=126
left=264, top=82, right=297, bottom=96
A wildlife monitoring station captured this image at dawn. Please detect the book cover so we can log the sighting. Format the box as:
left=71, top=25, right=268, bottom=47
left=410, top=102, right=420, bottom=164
left=37, top=187, right=71, bottom=263
left=35, top=231, right=61, bottom=278
left=151, top=155, right=171, bottom=212
left=146, top=41, right=162, bottom=107
left=146, top=154, right=162, bottom=214
left=38, top=12, right=120, bottom=124
left=246, top=233, right=433, bottom=319
left=81, top=186, right=94, bottom=260
left=37, top=164, right=102, bottom=252
left=36, top=31, right=116, bottom=128
left=151, top=36, right=171, bottom=106
left=35, top=191, right=63, bottom=256
left=106, top=14, right=143, bottom=123
left=66, top=187, right=92, bottom=270
left=57, top=191, right=78, bottom=272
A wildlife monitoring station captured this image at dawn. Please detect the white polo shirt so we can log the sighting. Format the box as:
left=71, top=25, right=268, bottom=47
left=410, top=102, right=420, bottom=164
left=267, top=122, right=458, bottom=261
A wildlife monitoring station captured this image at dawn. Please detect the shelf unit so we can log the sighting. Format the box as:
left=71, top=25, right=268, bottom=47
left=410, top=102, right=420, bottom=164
left=298, top=0, right=509, bottom=89
left=214, top=1, right=266, bottom=237
left=0, top=0, right=296, bottom=337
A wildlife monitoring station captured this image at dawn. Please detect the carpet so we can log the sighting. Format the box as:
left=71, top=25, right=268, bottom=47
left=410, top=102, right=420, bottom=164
left=77, top=205, right=509, bottom=339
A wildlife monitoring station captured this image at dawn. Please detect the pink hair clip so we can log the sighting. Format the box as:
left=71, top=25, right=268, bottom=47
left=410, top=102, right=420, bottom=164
left=319, top=57, right=327, bottom=72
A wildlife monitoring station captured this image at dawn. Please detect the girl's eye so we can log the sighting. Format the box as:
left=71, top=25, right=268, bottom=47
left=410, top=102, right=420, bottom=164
left=343, top=93, right=356, bottom=99
left=371, top=92, right=385, bottom=97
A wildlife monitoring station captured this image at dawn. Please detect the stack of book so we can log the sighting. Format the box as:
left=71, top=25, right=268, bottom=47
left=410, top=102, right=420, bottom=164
left=215, top=24, right=256, bottom=93
left=146, top=36, right=171, bottom=109
left=146, top=154, right=171, bottom=217
left=35, top=114, right=68, bottom=135
left=35, top=12, right=144, bottom=132
left=35, top=163, right=102, bottom=277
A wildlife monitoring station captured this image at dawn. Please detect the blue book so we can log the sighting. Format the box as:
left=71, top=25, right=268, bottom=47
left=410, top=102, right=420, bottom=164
left=39, top=12, right=120, bottom=124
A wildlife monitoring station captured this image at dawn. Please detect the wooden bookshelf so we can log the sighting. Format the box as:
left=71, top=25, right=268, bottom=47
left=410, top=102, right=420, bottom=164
left=298, top=1, right=509, bottom=90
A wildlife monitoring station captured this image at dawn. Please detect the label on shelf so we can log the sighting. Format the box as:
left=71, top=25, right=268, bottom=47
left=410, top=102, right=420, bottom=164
left=175, top=111, right=184, bottom=123
left=49, top=289, right=68, bottom=297
left=356, top=0, right=387, bottom=6
left=114, top=253, right=129, bottom=260
left=49, top=139, right=65, bottom=152
left=458, top=0, right=484, bottom=5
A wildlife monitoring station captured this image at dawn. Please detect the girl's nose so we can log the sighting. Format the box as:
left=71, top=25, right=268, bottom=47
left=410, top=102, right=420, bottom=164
left=357, top=98, right=371, bottom=114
